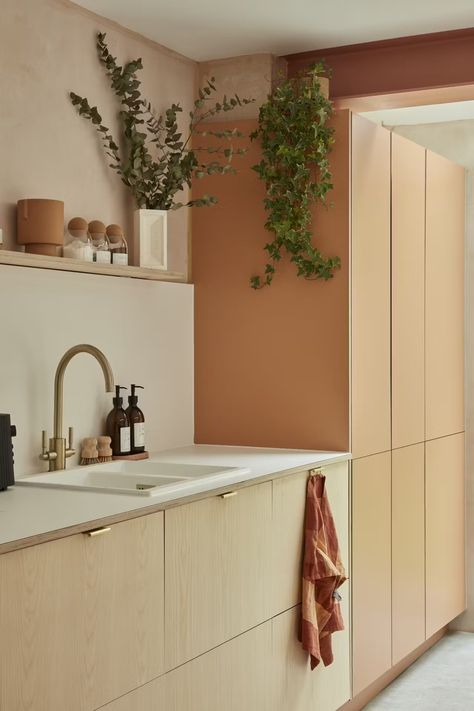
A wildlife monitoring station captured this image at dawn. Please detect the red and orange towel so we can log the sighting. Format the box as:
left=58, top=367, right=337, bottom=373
left=300, top=473, right=347, bottom=669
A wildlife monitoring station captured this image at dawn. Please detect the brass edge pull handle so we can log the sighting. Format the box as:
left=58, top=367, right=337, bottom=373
left=84, top=526, right=112, bottom=537
left=220, top=491, right=238, bottom=499
left=309, top=468, right=323, bottom=476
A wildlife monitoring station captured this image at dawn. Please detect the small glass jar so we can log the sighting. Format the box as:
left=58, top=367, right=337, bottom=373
left=63, top=217, right=93, bottom=262
left=106, top=224, right=128, bottom=266
left=89, top=220, right=110, bottom=264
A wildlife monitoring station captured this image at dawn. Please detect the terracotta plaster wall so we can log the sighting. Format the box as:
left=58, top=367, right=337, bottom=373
left=193, top=113, right=350, bottom=451
left=0, top=0, right=197, bottom=269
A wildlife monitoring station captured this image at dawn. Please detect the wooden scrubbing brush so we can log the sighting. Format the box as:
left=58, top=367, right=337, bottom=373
left=98, top=435, right=113, bottom=463
left=80, top=437, right=99, bottom=465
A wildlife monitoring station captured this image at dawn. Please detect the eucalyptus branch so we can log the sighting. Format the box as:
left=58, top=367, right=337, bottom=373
left=70, top=32, right=253, bottom=211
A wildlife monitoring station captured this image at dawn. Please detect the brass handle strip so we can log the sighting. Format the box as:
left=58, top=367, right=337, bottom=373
left=84, top=526, right=112, bottom=538
left=220, top=491, right=238, bottom=499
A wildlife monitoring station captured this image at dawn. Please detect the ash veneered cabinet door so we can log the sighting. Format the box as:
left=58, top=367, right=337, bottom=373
left=270, top=460, right=349, bottom=617
left=164, top=481, right=272, bottom=669
left=426, top=433, right=465, bottom=636
left=351, top=114, right=391, bottom=458
left=271, top=606, right=350, bottom=711
left=425, top=151, right=465, bottom=441
left=352, top=451, right=391, bottom=695
left=0, top=513, right=165, bottom=711
left=392, top=444, right=425, bottom=663
left=392, top=133, right=426, bottom=449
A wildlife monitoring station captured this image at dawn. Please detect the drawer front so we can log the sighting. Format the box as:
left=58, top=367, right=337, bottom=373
left=272, top=605, right=350, bottom=711
left=101, top=621, right=271, bottom=711
left=165, top=481, right=272, bottom=669
left=271, top=461, right=349, bottom=616
left=0, top=512, right=164, bottom=711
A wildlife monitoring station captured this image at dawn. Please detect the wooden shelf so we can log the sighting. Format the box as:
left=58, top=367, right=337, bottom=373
left=0, top=250, right=188, bottom=283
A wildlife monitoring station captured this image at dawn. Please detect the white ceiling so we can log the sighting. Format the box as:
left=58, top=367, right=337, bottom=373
left=74, top=0, right=474, bottom=61
left=362, top=100, right=474, bottom=126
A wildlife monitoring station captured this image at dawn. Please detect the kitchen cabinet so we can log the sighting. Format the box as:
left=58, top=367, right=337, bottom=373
left=391, top=133, right=426, bottom=449
left=101, top=621, right=271, bottom=711
left=164, top=480, right=272, bottom=669
left=352, top=452, right=392, bottom=695
left=0, top=513, right=164, bottom=711
left=425, top=151, right=465, bottom=441
left=392, top=443, right=425, bottom=663
left=351, top=114, right=392, bottom=459
left=272, top=604, right=350, bottom=711
left=271, top=460, right=349, bottom=616
left=426, top=433, right=465, bottom=636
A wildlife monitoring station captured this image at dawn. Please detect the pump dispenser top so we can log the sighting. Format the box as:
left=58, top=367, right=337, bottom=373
left=113, top=385, right=127, bottom=407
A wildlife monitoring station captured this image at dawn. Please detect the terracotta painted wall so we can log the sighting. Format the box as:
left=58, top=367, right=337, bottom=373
left=285, top=28, right=474, bottom=100
left=0, top=0, right=197, bottom=270
left=193, top=113, right=350, bottom=451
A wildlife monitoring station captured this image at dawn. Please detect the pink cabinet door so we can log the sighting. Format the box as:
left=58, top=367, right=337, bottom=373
left=352, top=451, right=392, bottom=695
left=426, top=433, right=465, bottom=636
left=392, top=443, right=425, bottom=663
left=351, top=114, right=391, bottom=458
left=391, top=133, right=426, bottom=449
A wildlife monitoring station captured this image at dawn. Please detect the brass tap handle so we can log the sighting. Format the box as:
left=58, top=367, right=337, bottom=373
left=39, top=430, right=57, bottom=462
left=66, top=426, right=76, bottom=459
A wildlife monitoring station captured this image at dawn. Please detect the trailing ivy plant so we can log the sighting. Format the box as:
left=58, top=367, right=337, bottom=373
left=250, top=63, right=340, bottom=288
left=70, top=32, right=252, bottom=210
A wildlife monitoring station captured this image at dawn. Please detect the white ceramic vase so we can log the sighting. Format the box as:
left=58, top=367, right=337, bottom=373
left=133, top=209, right=168, bottom=270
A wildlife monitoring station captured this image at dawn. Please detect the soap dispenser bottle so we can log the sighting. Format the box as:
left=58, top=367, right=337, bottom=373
left=106, top=386, right=131, bottom=456
left=126, top=384, right=145, bottom=453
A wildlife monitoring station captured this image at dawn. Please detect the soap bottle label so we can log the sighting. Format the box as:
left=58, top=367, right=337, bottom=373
left=120, top=426, right=131, bottom=453
left=134, top=422, right=145, bottom=448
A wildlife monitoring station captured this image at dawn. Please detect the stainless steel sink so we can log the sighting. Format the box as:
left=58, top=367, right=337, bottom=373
left=17, top=461, right=251, bottom=498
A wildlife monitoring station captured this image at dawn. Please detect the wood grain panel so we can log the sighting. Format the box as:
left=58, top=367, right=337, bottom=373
left=164, top=481, right=272, bottom=669
left=392, top=444, right=425, bottom=663
left=0, top=513, right=164, bottom=711
left=271, top=461, right=349, bottom=617
left=352, top=452, right=392, bottom=695
left=425, top=151, right=465, bottom=440
left=391, top=133, right=426, bottom=449
left=351, top=114, right=391, bottom=458
left=426, top=433, right=466, bottom=636
left=272, top=603, right=350, bottom=711
left=166, top=621, right=271, bottom=711
left=99, top=677, right=166, bottom=711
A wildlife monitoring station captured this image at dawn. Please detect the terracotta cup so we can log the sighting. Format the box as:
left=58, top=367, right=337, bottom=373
left=17, top=199, right=64, bottom=256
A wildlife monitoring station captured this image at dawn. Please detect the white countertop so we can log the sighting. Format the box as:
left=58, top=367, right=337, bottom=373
left=0, top=445, right=350, bottom=552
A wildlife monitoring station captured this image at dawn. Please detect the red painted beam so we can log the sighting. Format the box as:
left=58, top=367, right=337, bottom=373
left=285, top=28, right=474, bottom=99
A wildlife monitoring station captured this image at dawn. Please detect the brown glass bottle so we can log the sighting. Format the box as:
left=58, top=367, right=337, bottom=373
left=126, top=384, right=145, bottom=453
left=106, top=386, right=131, bottom=456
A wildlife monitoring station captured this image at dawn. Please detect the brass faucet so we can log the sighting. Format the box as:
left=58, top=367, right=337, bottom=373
left=40, top=344, right=115, bottom=471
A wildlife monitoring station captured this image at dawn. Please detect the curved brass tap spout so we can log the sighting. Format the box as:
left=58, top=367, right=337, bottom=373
left=53, top=344, right=114, bottom=438
left=40, top=344, right=115, bottom=471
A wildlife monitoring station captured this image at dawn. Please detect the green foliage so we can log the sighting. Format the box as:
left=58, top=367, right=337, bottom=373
left=249, top=63, right=340, bottom=288
left=70, top=32, right=252, bottom=210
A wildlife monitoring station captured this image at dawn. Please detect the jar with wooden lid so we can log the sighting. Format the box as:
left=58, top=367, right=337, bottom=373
left=63, top=217, right=93, bottom=261
left=106, top=224, right=128, bottom=266
left=89, top=220, right=110, bottom=264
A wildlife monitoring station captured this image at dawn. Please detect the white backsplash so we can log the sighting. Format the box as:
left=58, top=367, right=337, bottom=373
left=0, top=265, right=194, bottom=475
